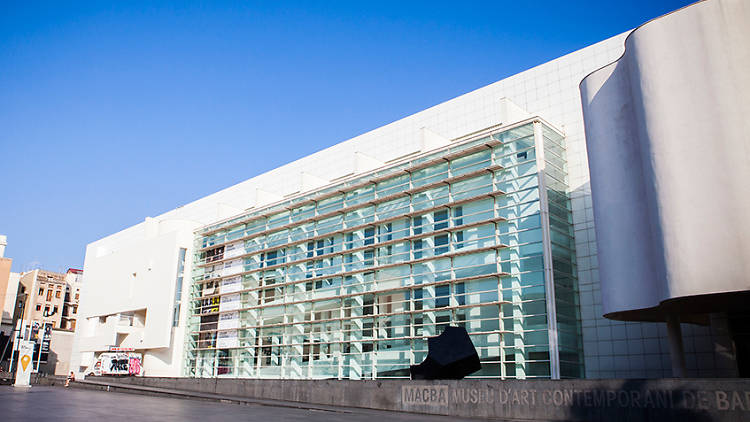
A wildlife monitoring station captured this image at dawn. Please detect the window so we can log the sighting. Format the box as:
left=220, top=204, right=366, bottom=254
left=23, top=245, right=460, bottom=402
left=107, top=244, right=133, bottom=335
left=307, top=241, right=315, bottom=258
left=455, top=231, right=464, bottom=249
left=36, top=304, right=41, bottom=312
left=363, top=296, right=374, bottom=315
left=379, top=223, right=393, bottom=242
left=262, top=249, right=284, bottom=267
left=413, top=216, right=423, bottom=235
left=263, top=276, right=277, bottom=303
left=55, top=290, right=61, bottom=298
left=264, top=288, right=275, bottom=303
left=364, top=227, right=375, bottom=246
left=453, top=206, right=463, bottom=226
left=315, top=237, right=333, bottom=256
left=434, top=210, right=449, bottom=230
left=436, top=315, right=451, bottom=331
left=316, top=239, right=325, bottom=255
left=173, top=247, right=187, bottom=327
left=413, top=289, right=423, bottom=311
left=434, top=234, right=449, bottom=255
left=72, top=305, right=78, bottom=314
left=435, top=285, right=450, bottom=308
left=456, top=283, right=466, bottom=306
left=206, top=246, right=224, bottom=263
left=364, top=249, right=374, bottom=267
left=379, top=245, right=393, bottom=264
left=46, top=290, right=53, bottom=301
left=413, top=239, right=423, bottom=259
left=75, top=293, right=79, bottom=300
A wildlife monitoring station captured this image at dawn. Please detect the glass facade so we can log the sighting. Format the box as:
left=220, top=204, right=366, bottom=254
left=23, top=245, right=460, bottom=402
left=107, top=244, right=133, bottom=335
left=184, top=120, right=582, bottom=379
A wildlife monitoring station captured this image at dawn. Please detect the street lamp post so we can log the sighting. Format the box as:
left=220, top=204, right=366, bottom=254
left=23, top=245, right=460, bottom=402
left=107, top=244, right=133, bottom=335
left=7, top=293, right=28, bottom=374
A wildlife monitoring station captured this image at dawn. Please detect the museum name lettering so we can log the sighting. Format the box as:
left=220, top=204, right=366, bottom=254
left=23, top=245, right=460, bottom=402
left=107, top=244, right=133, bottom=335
left=401, top=386, right=750, bottom=411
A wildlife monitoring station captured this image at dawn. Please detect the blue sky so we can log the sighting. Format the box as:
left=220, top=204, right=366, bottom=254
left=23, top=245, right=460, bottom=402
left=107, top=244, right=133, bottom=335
left=0, top=0, right=693, bottom=272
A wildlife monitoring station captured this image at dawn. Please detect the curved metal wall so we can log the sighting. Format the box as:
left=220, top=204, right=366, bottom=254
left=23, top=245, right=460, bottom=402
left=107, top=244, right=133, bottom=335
left=580, top=0, right=750, bottom=320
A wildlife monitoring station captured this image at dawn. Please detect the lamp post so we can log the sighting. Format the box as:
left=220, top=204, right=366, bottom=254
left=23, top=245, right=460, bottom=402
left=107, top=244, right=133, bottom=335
left=8, top=293, right=28, bottom=374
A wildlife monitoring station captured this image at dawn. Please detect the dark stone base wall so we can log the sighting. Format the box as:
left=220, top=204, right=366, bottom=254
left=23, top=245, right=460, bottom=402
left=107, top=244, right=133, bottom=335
left=92, top=376, right=750, bottom=421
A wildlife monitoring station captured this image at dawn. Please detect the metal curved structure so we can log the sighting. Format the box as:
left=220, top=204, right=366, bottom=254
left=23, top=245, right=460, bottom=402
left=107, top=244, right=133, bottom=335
left=580, top=0, right=750, bottom=321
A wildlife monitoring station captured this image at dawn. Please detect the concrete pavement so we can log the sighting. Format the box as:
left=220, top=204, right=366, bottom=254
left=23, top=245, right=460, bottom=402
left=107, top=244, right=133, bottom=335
left=0, top=386, right=501, bottom=422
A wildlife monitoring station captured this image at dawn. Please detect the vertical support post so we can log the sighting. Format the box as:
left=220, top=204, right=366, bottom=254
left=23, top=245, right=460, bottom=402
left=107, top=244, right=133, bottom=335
left=666, top=314, right=687, bottom=378
left=534, top=121, right=561, bottom=380
left=34, top=325, right=44, bottom=373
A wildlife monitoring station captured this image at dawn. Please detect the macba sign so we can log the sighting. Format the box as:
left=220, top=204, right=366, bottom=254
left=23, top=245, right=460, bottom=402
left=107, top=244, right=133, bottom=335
left=401, top=385, right=750, bottom=412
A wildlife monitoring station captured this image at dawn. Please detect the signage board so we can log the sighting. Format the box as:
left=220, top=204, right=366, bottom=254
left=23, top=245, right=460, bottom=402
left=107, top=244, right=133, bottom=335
left=108, top=347, right=135, bottom=352
left=14, top=340, right=35, bottom=387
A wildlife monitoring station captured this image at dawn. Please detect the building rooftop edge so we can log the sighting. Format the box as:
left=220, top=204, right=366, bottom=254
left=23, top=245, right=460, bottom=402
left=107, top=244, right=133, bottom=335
left=85, top=31, right=629, bottom=249
left=195, top=116, right=562, bottom=235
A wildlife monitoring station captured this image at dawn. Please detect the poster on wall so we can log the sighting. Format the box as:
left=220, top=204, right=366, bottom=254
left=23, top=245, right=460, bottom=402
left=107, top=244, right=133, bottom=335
left=223, top=259, right=242, bottom=276
left=219, top=293, right=241, bottom=312
left=221, top=276, right=242, bottom=294
left=128, top=356, right=142, bottom=375
left=216, top=330, right=239, bottom=348
left=218, top=312, right=239, bottom=330
left=224, top=242, right=244, bottom=259
left=98, top=352, right=142, bottom=376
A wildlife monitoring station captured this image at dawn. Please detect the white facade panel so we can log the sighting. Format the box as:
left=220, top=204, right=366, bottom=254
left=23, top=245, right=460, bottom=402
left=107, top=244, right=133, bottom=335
left=71, top=218, right=198, bottom=377
left=581, top=0, right=750, bottom=318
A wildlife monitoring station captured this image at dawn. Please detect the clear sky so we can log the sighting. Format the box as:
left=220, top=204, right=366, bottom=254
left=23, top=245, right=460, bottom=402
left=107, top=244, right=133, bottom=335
left=0, top=0, right=693, bottom=273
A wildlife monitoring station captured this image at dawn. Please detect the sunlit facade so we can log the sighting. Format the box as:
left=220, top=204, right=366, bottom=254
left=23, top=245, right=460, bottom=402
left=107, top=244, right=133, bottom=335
left=185, top=119, right=582, bottom=379
left=85, top=31, right=726, bottom=380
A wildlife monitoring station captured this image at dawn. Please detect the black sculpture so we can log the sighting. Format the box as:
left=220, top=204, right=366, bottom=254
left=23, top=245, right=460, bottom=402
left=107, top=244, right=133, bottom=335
left=410, top=326, right=481, bottom=379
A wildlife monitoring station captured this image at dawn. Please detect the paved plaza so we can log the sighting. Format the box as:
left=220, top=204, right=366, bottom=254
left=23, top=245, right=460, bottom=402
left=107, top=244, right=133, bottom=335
left=0, top=386, right=498, bottom=422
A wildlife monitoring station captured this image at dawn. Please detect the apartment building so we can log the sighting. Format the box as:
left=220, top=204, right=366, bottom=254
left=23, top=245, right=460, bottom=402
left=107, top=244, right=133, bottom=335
left=62, top=268, right=83, bottom=331
left=19, top=270, right=67, bottom=330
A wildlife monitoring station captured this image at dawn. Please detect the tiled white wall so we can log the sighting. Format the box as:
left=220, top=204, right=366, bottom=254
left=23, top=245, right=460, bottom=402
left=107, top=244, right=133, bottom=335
left=90, top=30, right=736, bottom=378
